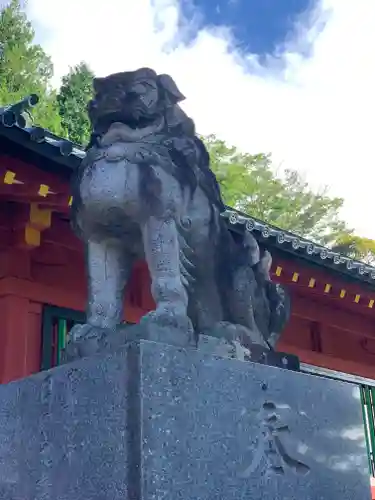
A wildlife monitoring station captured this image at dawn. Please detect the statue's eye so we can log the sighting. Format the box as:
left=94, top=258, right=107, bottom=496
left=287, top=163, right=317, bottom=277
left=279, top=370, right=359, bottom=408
left=129, top=83, right=147, bottom=95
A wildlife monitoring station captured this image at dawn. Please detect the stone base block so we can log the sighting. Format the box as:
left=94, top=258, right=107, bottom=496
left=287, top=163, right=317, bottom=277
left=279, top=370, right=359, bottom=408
left=0, top=340, right=371, bottom=499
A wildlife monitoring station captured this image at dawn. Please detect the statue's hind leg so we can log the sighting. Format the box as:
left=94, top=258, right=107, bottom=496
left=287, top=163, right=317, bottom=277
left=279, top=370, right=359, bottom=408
left=141, top=215, right=194, bottom=345
left=227, top=265, right=269, bottom=349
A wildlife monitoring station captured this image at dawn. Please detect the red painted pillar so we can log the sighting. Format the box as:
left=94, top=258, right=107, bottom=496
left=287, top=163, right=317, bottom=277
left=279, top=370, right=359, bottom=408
left=0, top=295, right=33, bottom=383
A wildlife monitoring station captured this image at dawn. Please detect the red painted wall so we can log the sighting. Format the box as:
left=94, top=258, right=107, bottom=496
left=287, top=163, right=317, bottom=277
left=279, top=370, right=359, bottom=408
left=1, top=202, right=375, bottom=383
left=0, top=232, right=154, bottom=382
left=1, top=156, right=375, bottom=383
left=2, top=237, right=375, bottom=383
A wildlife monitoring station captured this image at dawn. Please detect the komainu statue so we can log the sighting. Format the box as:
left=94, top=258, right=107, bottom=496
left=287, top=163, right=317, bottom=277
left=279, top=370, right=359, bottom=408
left=69, top=67, right=290, bottom=355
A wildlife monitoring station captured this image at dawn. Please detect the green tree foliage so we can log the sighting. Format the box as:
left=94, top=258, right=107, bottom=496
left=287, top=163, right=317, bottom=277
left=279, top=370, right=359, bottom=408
left=204, top=135, right=352, bottom=246
left=0, top=2, right=367, bottom=252
left=0, top=0, right=62, bottom=133
left=57, top=62, right=94, bottom=146
left=332, top=235, right=375, bottom=265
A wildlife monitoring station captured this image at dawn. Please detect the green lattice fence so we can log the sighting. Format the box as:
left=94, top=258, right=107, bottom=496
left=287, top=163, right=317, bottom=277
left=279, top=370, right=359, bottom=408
left=41, top=305, right=85, bottom=370
left=361, top=385, right=375, bottom=476
left=301, top=364, right=375, bottom=478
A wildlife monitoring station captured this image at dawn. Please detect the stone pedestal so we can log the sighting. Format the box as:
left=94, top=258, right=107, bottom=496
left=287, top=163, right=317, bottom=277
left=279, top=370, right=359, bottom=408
left=0, top=340, right=371, bottom=500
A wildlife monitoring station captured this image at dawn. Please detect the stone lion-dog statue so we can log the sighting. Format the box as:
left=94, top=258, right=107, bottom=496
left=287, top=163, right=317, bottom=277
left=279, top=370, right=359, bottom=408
left=68, top=67, right=290, bottom=358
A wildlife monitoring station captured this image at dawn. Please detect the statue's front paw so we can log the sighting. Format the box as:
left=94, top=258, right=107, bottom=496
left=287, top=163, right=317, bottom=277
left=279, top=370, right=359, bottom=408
left=140, top=310, right=195, bottom=347
left=61, top=323, right=114, bottom=363
left=69, top=323, right=98, bottom=342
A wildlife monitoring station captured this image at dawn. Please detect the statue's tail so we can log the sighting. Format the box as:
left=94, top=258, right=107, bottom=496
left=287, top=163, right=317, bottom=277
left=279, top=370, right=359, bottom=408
left=265, top=282, right=291, bottom=349
left=253, top=250, right=291, bottom=350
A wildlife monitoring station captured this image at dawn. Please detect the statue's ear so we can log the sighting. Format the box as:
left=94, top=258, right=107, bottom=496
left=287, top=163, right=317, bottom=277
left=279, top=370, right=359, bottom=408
left=93, top=77, right=105, bottom=94
left=157, top=74, right=185, bottom=105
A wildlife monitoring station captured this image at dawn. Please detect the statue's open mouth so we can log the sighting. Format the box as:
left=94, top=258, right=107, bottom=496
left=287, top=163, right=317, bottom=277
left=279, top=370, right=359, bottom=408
left=98, top=114, right=165, bottom=146
left=97, top=112, right=157, bottom=132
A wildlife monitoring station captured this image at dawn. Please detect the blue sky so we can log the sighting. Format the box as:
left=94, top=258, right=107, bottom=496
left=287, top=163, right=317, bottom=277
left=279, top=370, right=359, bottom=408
left=9, top=0, right=375, bottom=238
left=180, top=0, right=313, bottom=55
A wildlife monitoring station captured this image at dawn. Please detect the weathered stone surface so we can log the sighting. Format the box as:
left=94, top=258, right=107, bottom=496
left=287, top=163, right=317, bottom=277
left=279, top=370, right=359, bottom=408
left=136, top=341, right=370, bottom=500
left=62, top=322, right=196, bottom=365
left=0, top=340, right=371, bottom=500
left=0, top=353, right=129, bottom=500
left=62, top=322, right=300, bottom=370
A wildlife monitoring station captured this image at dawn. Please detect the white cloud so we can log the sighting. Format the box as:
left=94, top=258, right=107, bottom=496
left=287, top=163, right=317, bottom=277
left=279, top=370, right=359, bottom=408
left=27, top=0, right=375, bottom=237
